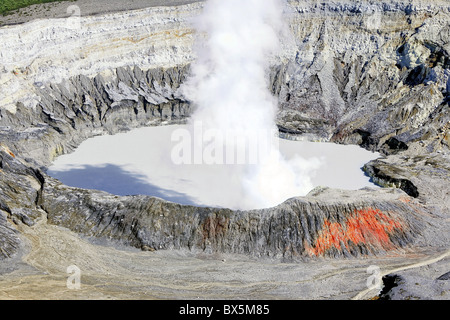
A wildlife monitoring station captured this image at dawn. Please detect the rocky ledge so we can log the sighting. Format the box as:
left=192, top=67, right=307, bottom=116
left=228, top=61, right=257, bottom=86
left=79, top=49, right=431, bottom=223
left=0, top=0, right=449, bottom=299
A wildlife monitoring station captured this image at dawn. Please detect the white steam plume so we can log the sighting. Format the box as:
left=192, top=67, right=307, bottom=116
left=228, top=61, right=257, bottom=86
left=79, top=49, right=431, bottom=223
left=180, top=0, right=321, bottom=210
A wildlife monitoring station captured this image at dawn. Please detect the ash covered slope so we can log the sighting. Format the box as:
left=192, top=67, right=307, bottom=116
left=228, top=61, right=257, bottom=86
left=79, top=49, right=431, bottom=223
left=0, top=0, right=449, bottom=298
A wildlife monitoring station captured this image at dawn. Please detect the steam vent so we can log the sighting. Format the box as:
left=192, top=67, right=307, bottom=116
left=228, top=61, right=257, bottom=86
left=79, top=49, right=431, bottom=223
left=0, top=0, right=449, bottom=300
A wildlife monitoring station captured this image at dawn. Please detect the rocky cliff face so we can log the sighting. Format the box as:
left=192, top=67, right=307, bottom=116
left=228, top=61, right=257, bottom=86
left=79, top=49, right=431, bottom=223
left=0, top=0, right=449, bottom=299
left=277, top=0, right=449, bottom=149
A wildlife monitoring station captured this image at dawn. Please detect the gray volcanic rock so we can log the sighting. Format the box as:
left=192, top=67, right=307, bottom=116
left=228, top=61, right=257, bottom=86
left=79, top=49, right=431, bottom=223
left=0, top=65, right=191, bottom=169
left=379, top=256, right=450, bottom=300
left=275, top=0, right=449, bottom=152
left=40, top=178, right=425, bottom=259
left=0, top=0, right=449, bottom=299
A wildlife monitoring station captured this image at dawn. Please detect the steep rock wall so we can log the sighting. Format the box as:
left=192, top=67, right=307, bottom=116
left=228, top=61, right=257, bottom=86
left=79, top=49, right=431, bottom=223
left=277, top=0, right=449, bottom=150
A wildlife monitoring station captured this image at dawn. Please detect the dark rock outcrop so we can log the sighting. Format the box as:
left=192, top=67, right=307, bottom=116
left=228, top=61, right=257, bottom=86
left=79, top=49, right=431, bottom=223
left=378, top=259, right=450, bottom=300
left=363, top=161, right=419, bottom=198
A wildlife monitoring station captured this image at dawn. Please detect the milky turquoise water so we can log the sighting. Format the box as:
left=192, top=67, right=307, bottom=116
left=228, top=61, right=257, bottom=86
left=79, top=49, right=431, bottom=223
left=48, top=124, right=380, bottom=209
